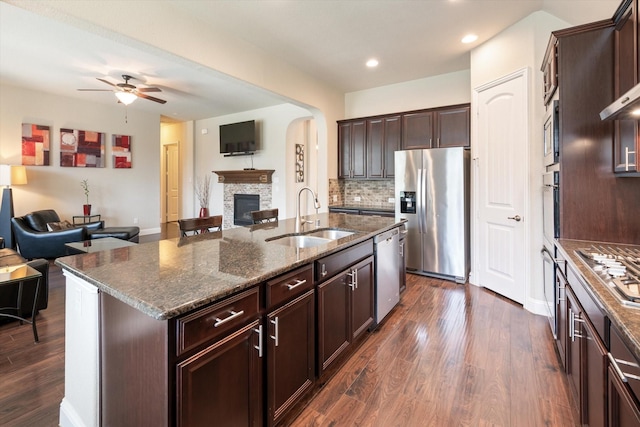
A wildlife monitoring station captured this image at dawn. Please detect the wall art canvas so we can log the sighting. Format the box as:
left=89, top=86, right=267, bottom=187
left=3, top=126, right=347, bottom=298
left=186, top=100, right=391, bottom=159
left=295, top=143, right=304, bottom=183
left=22, top=123, right=50, bottom=166
left=60, top=128, right=105, bottom=168
left=112, top=134, right=132, bottom=168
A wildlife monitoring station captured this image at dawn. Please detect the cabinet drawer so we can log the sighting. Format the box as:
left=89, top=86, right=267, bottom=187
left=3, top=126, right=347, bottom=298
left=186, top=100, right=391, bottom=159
left=266, top=264, right=314, bottom=309
left=567, top=264, right=606, bottom=341
left=176, top=287, right=260, bottom=357
left=610, top=324, right=640, bottom=403
left=315, top=239, right=374, bottom=283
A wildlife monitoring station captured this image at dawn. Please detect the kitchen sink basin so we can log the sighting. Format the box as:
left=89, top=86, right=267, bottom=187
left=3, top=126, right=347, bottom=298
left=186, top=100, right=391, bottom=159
left=265, top=228, right=355, bottom=248
left=269, top=235, right=332, bottom=248
left=306, top=229, right=355, bottom=240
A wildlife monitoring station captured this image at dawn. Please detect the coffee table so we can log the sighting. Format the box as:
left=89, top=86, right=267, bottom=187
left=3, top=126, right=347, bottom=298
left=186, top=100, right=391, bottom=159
left=65, top=237, right=137, bottom=255
left=0, top=264, right=42, bottom=342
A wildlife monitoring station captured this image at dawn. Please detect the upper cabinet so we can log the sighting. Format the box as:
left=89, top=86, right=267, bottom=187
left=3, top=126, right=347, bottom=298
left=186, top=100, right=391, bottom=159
left=613, top=0, right=639, bottom=175
left=338, top=103, right=470, bottom=180
left=542, top=39, right=559, bottom=105
left=338, top=120, right=367, bottom=179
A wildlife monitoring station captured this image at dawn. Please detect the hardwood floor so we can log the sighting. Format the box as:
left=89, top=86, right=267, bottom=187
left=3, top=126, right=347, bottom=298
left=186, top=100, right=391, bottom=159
left=0, top=235, right=578, bottom=426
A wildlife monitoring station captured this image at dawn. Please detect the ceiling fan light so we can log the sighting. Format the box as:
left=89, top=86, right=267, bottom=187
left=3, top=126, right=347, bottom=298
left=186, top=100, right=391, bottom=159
left=115, top=91, right=137, bottom=105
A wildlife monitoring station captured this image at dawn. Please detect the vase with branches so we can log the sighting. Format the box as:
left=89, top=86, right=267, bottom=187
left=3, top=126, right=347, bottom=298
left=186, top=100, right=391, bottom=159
left=80, top=179, right=91, bottom=215
left=194, top=175, right=211, bottom=217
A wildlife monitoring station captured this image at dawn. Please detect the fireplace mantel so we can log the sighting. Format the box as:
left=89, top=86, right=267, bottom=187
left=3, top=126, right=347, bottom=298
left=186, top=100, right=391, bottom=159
left=213, top=169, right=275, bottom=184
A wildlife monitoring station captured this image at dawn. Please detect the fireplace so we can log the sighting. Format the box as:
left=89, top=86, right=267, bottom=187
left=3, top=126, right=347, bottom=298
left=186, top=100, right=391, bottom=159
left=234, top=194, right=260, bottom=226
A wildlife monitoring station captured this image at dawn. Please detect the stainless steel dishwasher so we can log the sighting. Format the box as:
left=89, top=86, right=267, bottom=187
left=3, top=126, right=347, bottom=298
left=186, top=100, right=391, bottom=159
left=374, top=227, right=400, bottom=325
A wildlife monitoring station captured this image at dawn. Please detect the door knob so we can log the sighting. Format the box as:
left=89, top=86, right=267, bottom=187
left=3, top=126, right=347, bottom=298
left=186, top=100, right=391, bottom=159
left=508, top=215, right=522, bottom=222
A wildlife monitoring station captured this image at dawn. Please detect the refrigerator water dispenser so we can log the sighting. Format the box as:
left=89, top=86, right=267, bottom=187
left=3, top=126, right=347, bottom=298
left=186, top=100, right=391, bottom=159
left=400, top=191, right=416, bottom=214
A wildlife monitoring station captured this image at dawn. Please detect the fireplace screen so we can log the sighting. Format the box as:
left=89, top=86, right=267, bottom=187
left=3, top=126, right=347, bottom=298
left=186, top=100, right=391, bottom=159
left=234, top=194, right=259, bottom=226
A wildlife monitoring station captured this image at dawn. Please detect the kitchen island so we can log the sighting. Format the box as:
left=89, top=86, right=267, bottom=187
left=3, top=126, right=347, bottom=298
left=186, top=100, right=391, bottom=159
left=55, top=213, right=404, bottom=427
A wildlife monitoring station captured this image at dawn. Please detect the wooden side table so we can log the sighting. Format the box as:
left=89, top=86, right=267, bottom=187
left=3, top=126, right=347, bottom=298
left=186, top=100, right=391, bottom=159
left=0, top=264, right=42, bottom=342
left=72, top=214, right=101, bottom=225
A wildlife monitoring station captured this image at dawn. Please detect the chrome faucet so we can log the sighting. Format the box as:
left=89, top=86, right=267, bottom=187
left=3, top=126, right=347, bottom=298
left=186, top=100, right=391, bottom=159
left=296, top=186, right=321, bottom=233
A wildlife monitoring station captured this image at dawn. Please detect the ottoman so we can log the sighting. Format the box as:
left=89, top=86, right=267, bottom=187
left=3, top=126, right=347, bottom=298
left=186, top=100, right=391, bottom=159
left=90, top=226, right=140, bottom=243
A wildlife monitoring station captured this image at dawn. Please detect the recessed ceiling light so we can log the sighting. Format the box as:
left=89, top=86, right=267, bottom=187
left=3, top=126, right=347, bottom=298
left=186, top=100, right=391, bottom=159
left=462, top=34, right=478, bottom=44
left=632, top=108, right=640, bottom=117
left=366, top=59, right=379, bottom=68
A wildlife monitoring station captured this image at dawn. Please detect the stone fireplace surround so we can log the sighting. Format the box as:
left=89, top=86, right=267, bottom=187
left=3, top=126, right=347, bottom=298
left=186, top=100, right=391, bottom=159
left=215, top=170, right=275, bottom=229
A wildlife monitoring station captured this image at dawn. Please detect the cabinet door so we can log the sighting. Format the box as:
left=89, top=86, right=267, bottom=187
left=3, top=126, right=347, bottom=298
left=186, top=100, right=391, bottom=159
left=402, top=111, right=434, bottom=149
left=267, top=290, right=315, bottom=427
left=614, top=0, right=639, bottom=174
left=367, top=118, right=385, bottom=178
left=609, top=365, right=640, bottom=427
left=317, top=272, right=350, bottom=373
left=349, top=256, right=374, bottom=341
left=383, top=115, right=401, bottom=178
left=176, top=320, right=263, bottom=427
left=351, top=120, right=367, bottom=178
left=582, top=315, right=607, bottom=427
left=435, top=105, right=470, bottom=148
left=555, top=265, right=568, bottom=368
left=338, top=122, right=352, bottom=179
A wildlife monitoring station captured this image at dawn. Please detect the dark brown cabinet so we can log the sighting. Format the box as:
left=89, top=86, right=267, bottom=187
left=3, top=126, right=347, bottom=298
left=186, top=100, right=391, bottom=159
left=435, top=105, right=471, bottom=148
left=266, top=290, right=315, bottom=427
left=176, top=319, right=263, bottom=427
left=175, top=287, right=263, bottom=427
left=264, top=264, right=315, bottom=427
left=338, top=120, right=367, bottom=179
left=608, top=325, right=640, bottom=426
left=317, top=251, right=374, bottom=375
left=563, top=265, right=607, bottom=427
left=402, top=110, right=434, bottom=150
left=613, top=0, right=639, bottom=175
left=542, top=38, right=559, bottom=104
left=366, top=115, right=401, bottom=179
left=555, top=262, right=568, bottom=368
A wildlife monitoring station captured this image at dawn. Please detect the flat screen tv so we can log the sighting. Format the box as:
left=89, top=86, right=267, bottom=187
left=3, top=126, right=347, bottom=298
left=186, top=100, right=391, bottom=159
left=219, top=120, right=257, bottom=155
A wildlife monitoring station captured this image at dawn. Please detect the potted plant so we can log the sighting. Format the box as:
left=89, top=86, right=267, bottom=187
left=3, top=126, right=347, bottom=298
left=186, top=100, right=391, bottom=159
left=80, top=179, right=91, bottom=215
left=194, top=175, right=211, bottom=217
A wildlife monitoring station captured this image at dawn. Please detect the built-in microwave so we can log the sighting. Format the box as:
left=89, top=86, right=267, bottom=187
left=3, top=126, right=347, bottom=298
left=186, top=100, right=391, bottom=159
left=543, top=100, right=559, bottom=167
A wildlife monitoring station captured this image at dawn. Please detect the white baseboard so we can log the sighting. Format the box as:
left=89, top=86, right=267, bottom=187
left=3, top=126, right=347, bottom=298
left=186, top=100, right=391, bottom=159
left=59, top=398, right=88, bottom=427
left=525, top=296, right=549, bottom=317
left=139, top=227, right=161, bottom=236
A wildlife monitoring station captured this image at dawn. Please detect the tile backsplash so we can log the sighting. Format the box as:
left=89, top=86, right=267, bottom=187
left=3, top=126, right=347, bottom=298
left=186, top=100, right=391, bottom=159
left=328, top=179, right=395, bottom=207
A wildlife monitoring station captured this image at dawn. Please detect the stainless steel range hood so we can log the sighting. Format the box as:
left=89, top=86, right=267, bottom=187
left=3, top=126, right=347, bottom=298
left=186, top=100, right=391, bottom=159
left=600, top=83, right=640, bottom=121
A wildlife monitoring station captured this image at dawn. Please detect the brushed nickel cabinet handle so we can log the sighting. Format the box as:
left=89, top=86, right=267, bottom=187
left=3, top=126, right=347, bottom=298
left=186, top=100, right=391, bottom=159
left=254, top=324, right=263, bottom=358
left=286, top=279, right=307, bottom=290
left=270, top=317, right=279, bottom=347
left=213, top=310, right=244, bottom=327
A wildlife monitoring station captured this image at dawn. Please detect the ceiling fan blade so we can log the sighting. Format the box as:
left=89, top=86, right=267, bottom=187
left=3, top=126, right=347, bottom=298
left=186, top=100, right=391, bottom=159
left=97, top=78, right=117, bottom=87
left=137, top=87, right=162, bottom=93
left=77, top=89, right=113, bottom=91
left=136, top=92, right=167, bottom=104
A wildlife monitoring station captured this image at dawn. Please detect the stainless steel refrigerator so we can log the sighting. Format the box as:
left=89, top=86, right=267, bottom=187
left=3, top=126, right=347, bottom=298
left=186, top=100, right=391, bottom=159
left=395, top=147, right=470, bottom=283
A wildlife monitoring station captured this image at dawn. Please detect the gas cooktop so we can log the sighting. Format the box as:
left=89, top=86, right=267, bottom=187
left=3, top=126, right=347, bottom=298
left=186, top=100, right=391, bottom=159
left=576, top=244, right=640, bottom=308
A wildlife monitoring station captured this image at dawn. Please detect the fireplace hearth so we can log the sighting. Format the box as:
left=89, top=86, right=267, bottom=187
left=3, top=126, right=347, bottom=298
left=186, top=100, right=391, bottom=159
left=234, top=194, right=260, bottom=226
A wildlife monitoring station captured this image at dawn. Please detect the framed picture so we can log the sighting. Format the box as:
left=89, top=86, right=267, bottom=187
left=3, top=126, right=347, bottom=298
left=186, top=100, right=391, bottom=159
left=60, top=128, right=105, bottom=168
left=22, top=123, right=50, bottom=166
left=295, top=143, right=304, bottom=183
left=112, top=134, right=132, bottom=168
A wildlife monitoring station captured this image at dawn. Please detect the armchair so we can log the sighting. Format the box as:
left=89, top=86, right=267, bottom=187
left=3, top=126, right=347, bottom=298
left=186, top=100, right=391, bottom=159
left=11, top=209, right=104, bottom=259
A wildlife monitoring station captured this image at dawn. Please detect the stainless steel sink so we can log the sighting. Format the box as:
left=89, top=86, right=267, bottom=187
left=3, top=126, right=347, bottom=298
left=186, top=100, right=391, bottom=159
left=306, top=229, right=355, bottom=240
left=265, top=228, right=355, bottom=248
left=269, top=235, right=332, bottom=248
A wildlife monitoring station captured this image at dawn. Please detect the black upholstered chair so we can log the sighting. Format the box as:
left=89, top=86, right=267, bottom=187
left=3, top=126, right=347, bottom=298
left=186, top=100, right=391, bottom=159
left=0, top=248, right=49, bottom=320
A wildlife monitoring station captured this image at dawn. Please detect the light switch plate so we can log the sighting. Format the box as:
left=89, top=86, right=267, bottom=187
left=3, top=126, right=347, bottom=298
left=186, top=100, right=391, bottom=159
left=388, top=197, right=395, bottom=203
left=354, top=196, right=361, bottom=202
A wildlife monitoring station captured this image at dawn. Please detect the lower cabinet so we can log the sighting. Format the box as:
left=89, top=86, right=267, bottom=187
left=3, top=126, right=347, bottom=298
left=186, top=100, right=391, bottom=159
left=176, top=320, right=263, bottom=427
left=608, top=324, right=640, bottom=427
left=318, top=255, right=374, bottom=374
left=266, top=289, right=315, bottom=427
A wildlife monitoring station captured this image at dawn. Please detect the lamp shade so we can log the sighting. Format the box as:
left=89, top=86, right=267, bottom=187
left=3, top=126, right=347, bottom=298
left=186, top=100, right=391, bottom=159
left=11, top=165, right=27, bottom=185
left=115, top=91, right=137, bottom=105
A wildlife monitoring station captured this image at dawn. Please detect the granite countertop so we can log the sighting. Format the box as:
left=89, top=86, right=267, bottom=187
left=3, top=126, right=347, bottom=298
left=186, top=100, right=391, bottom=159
left=556, top=238, right=640, bottom=359
left=329, top=204, right=394, bottom=212
left=56, top=213, right=403, bottom=321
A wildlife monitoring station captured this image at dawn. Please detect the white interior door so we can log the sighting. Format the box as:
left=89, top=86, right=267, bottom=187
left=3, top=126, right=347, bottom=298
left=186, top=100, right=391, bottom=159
left=165, top=143, right=179, bottom=222
left=475, top=70, right=528, bottom=304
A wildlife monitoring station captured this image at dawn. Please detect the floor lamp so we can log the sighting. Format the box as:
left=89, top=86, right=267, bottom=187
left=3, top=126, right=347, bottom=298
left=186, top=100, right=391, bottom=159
left=0, top=165, right=27, bottom=249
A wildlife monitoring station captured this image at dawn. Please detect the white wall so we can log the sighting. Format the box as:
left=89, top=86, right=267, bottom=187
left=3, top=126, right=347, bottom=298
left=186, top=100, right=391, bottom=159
left=470, top=11, right=571, bottom=310
left=345, top=69, right=471, bottom=118
left=0, top=83, right=161, bottom=234
left=193, top=104, right=314, bottom=220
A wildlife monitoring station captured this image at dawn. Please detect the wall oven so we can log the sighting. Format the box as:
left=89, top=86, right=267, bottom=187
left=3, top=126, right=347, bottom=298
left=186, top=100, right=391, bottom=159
left=543, top=100, right=559, bottom=167
left=542, top=170, right=560, bottom=337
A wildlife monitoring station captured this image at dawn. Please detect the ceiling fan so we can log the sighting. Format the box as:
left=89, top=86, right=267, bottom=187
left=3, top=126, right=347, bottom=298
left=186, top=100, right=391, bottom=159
left=78, top=74, right=167, bottom=105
